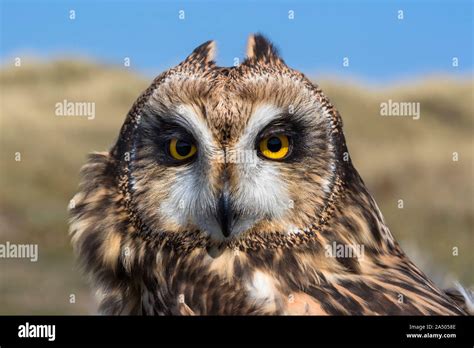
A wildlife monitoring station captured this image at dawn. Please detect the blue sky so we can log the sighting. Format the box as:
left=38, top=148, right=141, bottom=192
left=0, top=0, right=472, bottom=82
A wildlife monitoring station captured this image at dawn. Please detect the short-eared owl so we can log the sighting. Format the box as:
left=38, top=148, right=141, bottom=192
left=69, top=34, right=468, bottom=315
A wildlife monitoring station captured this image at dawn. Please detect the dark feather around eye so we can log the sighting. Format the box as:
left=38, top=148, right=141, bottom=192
left=257, top=114, right=305, bottom=139
left=136, top=115, right=197, bottom=165
left=255, top=113, right=309, bottom=162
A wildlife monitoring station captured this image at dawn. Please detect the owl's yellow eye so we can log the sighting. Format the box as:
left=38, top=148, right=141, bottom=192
left=169, top=138, right=197, bottom=160
left=259, top=134, right=289, bottom=160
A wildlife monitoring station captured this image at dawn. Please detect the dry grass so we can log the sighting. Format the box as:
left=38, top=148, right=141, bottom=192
left=0, top=60, right=472, bottom=314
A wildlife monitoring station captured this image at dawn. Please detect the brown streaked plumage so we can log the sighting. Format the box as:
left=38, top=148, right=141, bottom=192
left=69, top=34, right=468, bottom=315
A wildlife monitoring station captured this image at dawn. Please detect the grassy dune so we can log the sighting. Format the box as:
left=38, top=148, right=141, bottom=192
left=0, top=60, right=472, bottom=314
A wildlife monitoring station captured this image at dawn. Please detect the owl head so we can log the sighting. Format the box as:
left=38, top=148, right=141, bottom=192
left=111, top=34, right=350, bottom=250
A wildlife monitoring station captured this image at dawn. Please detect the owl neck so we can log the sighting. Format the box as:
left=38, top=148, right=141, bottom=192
left=319, top=163, right=398, bottom=255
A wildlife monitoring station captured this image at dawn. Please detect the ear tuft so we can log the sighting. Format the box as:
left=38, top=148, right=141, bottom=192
left=183, top=40, right=216, bottom=67
left=245, top=33, right=283, bottom=64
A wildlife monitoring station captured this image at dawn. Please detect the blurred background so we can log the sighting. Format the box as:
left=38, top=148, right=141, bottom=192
left=0, top=0, right=472, bottom=314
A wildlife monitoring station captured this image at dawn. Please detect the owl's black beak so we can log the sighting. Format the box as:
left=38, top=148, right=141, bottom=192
left=216, top=190, right=233, bottom=237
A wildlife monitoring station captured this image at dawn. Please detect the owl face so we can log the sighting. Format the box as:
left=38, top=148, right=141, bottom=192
left=116, top=35, right=341, bottom=246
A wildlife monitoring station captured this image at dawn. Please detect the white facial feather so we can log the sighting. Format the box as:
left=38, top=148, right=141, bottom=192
left=232, top=104, right=291, bottom=230
left=173, top=104, right=217, bottom=157
left=158, top=104, right=223, bottom=237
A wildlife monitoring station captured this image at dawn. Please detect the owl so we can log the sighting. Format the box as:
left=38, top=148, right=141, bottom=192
left=69, top=34, right=469, bottom=315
